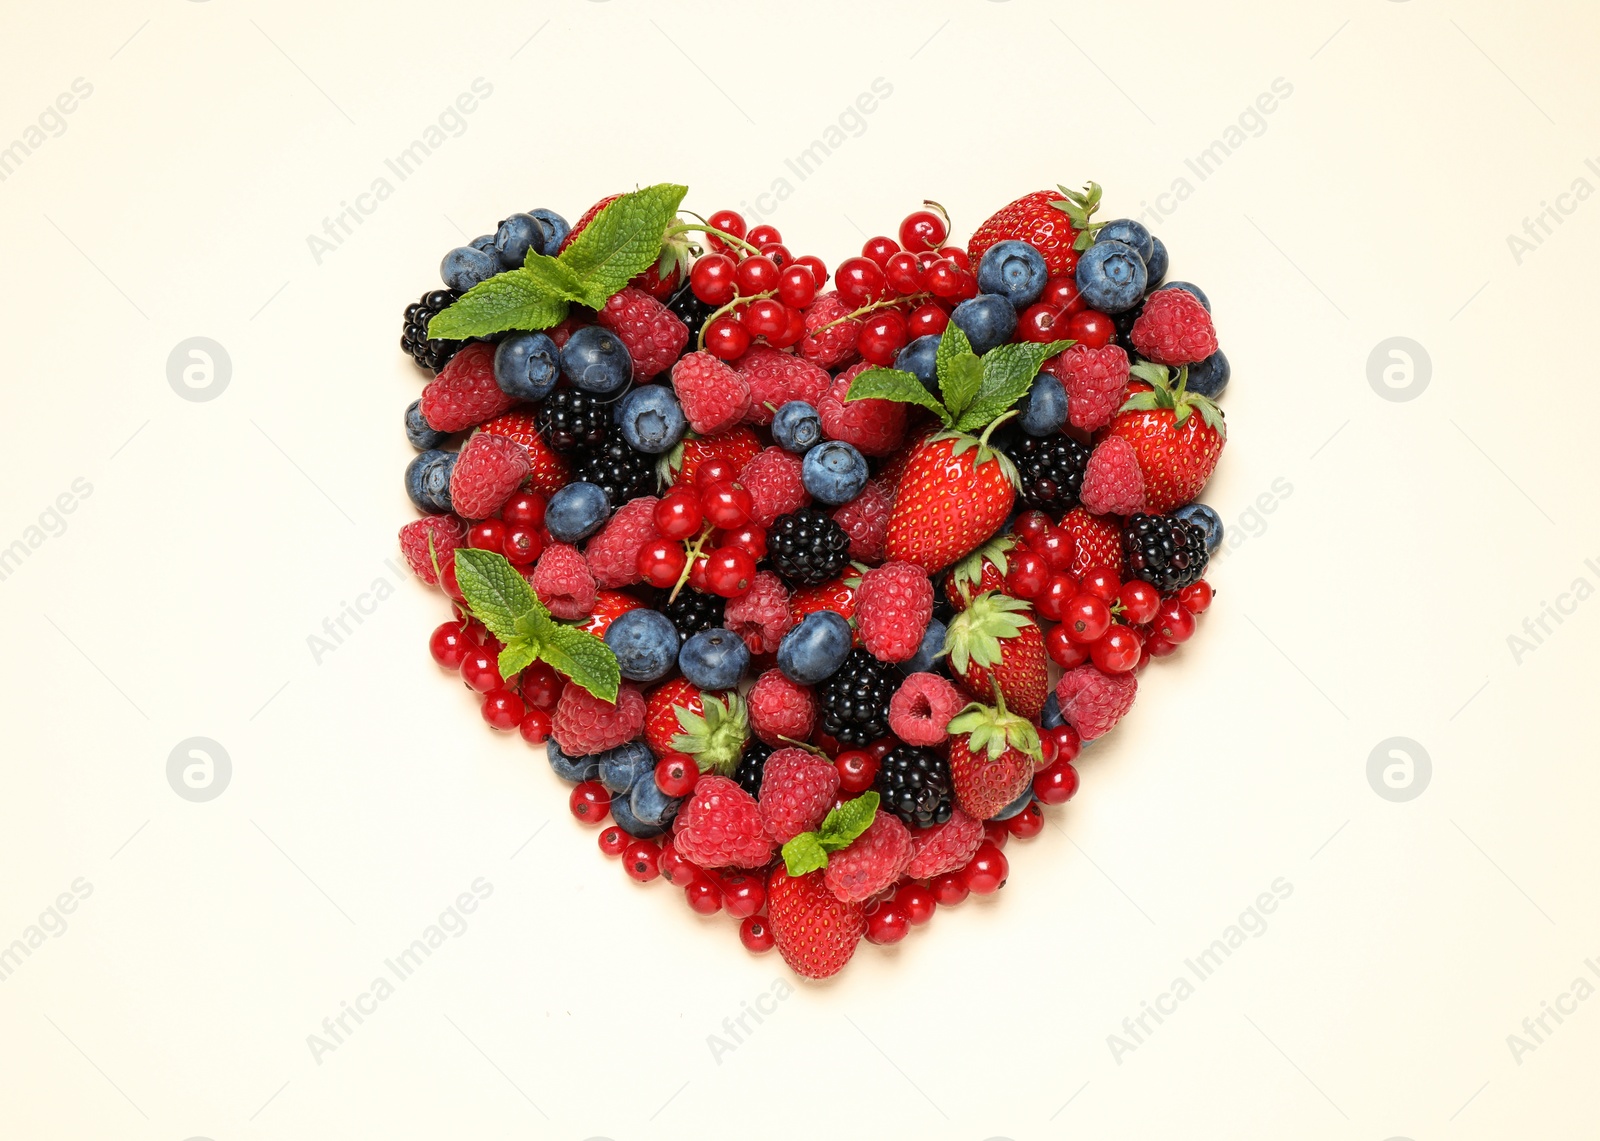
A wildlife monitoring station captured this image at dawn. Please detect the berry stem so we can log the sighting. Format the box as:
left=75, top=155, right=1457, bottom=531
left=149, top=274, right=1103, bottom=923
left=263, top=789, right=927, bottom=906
left=696, top=289, right=777, bottom=349
left=667, top=220, right=763, bottom=257
left=667, top=522, right=717, bottom=604
left=813, top=292, right=931, bottom=335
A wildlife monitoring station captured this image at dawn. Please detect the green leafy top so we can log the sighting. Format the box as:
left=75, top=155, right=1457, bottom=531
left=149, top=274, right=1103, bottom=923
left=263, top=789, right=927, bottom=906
left=427, top=184, right=688, bottom=340
left=947, top=697, right=1042, bottom=766
left=946, top=535, right=1016, bottom=605
left=1050, top=181, right=1105, bottom=251
left=780, top=791, right=881, bottom=876
left=669, top=692, right=749, bottom=776
left=451, top=548, right=621, bottom=702
left=1125, top=361, right=1226, bottom=438
left=942, top=590, right=1038, bottom=675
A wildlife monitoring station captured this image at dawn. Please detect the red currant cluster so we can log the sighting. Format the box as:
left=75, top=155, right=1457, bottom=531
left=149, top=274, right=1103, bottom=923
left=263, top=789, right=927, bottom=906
left=459, top=491, right=546, bottom=568
left=636, top=457, right=762, bottom=599
left=429, top=618, right=565, bottom=744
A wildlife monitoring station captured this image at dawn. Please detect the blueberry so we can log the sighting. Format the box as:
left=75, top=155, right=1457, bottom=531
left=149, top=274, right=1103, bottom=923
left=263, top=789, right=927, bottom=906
left=605, top=609, right=681, bottom=682
left=468, top=234, right=496, bottom=253
left=493, top=213, right=542, bottom=269
left=1095, top=219, right=1155, bottom=264
left=618, top=385, right=688, bottom=453
left=561, top=326, right=633, bottom=396
left=545, top=481, right=610, bottom=542
left=777, top=610, right=853, bottom=685
left=599, top=741, right=656, bottom=795
left=1159, top=281, right=1210, bottom=312
left=440, top=245, right=499, bottom=292
left=1075, top=240, right=1148, bottom=314
left=1041, top=692, right=1063, bottom=730
left=609, top=790, right=668, bottom=838
left=976, top=240, right=1049, bottom=308
left=547, top=740, right=601, bottom=783
left=1143, top=236, right=1169, bottom=291
left=801, top=440, right=868, bottom=505
left=405, top=399, right=447, bottom=451
left=1174, top=503, right=1224, bottom=553
left=991, top=786, right=1036, bottom=821
left=1018, top=373, right=1067, bottom=436
left=951, top=294, right=1018, bottom=355
left=1186, top=349, right=1229, bottom=400
left=527, top=209, right=570, bottom=255
left=419, top=451, right=456, bottom=512
left=772, top=401, right=823, bottom=453
left=679, top=627, right=751, bottom=691
left=490, top=332, right=560, bottom=403
left=900, top=617, right=946, bottom=676
left=894, top=335, right=941, bottom=396
left=405, top=449, right=454, bottom=512
left=629, top=777, right=684, bottom=829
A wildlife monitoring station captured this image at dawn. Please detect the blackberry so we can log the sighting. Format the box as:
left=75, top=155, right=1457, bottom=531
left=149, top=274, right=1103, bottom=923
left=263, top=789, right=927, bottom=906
left=400, top=288, right=469, bottom=373
left=874, top=744, right=954, bottom=829
left=664, top=589, right=724, bottom=641
left=766, top=507, right=851, bottom=587
left=1123, top=512, right=1210, bottom=593
left=1005, top=431, right=1090, bottom=513
left=1112, top=299, right=1143, bottom=355
left=535, top=388, right=607, bottom=454
left=816, top=649, right=896, bottom=746
left=733, top=740, right=773, bottom=799
left=666, top=282, right=715, bottom=337
left=574, top=438, right=655, bottom=503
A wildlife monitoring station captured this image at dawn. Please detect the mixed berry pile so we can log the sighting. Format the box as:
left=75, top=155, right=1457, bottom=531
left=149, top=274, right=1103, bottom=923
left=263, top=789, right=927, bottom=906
left=397, top=183, right=1229, bottom=980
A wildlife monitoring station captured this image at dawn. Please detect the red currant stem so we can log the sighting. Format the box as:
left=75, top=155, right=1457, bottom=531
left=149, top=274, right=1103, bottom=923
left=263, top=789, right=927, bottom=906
left=667, top=523, right=716, bottom=604
left=923, top=199, right=951, bottom=231
left=696, top=289, right=776, bottom=349
left=813, top=292, right=930, bottom=335
left=667, top=221, right=762, bottom=257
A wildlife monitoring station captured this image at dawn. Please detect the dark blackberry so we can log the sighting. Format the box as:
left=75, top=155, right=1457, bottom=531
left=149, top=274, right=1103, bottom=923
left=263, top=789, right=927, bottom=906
left=666, top=282, right=715, bottom=338
left=400, top=288, right=468, bottom=373
left=664, top=589, right=724, bottom=641
left=535, top=388, right=607, bottom=454
left=574, top=438, right=656, bottom=503
left=1123, top=512, right=1210, bottom=593
left=766, top=507, right=851, bottom=587
left=733, top=740, right=774, bottom=799
left=817, top=649, right=896, bottom=746
left=1005, top=431, right=1090, bottom=513
left=874, top=744, right=953, bottom=829
left=1112, top=299, right=1144, bottom=355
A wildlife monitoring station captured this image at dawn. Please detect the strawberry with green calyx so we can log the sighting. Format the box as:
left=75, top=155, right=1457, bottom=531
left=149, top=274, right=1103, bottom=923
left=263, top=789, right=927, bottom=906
left=968, top=182, right=1105, bottom=275
left=452, top=548, right=620, bottom=701
left=943, top=534, right=1017, bottom=610
left=1108, top=361, right=1226, bottom=514
left=942, top=590, right=1049, bottom=720
left=848, top=322, right=1074, bottom=573
left=946, top=696, right=1043, bottom=820
left=666, top=691, right=750, bottom=777
left=780, top=792, right=881, bottom=876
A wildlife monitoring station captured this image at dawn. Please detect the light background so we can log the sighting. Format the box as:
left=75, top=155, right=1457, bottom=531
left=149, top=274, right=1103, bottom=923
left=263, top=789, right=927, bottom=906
left=2, top=1, right=1597, bottom=1138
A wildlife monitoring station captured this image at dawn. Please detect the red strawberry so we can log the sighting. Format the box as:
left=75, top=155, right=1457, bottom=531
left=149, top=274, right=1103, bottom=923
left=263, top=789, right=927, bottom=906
left=1129, top=288, right=1217, bottom=367
left=885, top=429, right=1017, bottom=574
left=1061, top=506, right=1124, bottom=578
left=1104, top=364, right=1226, bottom=513
left=645, top=677, right=704, bottom=755
left=558, top=194, right=621, bottom=252
left=666, top=426, right=761, bottom=488
left=943, top=591, right=1049, bottom=720
left=943, top=535, right=1017, bottom=610
left=573, top=590, right=645, bottom=638
left=1079, top=436, right=1146, bottom=516
left=1049, top=343, right=1131, bottom=432
left=420, top=342, right=516, bottom=433
left=967, top=183, right=1101, bottom=277
left=478, top=410, right=571, bottom=494
left=877, top=422, right=939, bottom=489
left=945, top=700, right=1043, bottom=820
left=788, top=573, right=860, bottom=632
left=645, top=680, right=748, bottom=775
left=766, top=867, right=867, bottom=980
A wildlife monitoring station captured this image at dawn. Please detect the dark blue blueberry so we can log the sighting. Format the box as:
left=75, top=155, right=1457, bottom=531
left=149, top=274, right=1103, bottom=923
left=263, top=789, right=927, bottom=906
left=1096, top=219, right=1154, bottom=264
left=991, top=786, right=1036, bottom=821
left=1173, top=502, right=1224, bottom=553
left=599, top=741, right=656, bottom=795
left=900, top=617, right=947, bottom=676
left=609, top=790, right=668, bottom=838
left=1143, top=236, right=1169, bottom=291
left=605, top=609, right=681, bottom=682
left=894, top=335, right=941, bottom=396
left=420, top=451, right=456, bottom=512
left=547, top=740, right=601, bottom=783
left=976, top=240, right=1049, bottom=308
left=1159, top=281, right=1210, bottom=312
left=561, top=325, right=633, bottom=395
left=777, top=611, right=853, bottom=685
left=1186, top=349, right=1229, bottom=400
left=527, top=209, right=570, bottom=255
left=1076, top=240, right=1148, bottom=314
left=405, top=399, right=448, bottom=451
left=772, top=401, right=823, bottom=453
left=493, top=332, right=561, bottom=403
left=617, top=385, right=687, bottom=454
left=493, top=213, right=542, bottom=269
left=440, top=245, right=499, bottom=292
left=1018, top=373, right=1067, bottom=436
left=405, top=449, right=455, bottom=512
left=801, top=440, right=869, bottom=506
left=1041, top=692, right=1063, bottom=730
left=951, top=294, right=1018, bottom=355
left=629, top=777, right=684, bottom=829
left=679, top=627, right=751, bottom=691
left=545, top=481, right=610, bottom=542
left=468, top=234, right=496, bottom=253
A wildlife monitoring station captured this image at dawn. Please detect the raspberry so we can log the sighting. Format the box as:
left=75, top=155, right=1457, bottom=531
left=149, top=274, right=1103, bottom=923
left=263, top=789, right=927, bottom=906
left=420, top=342, right=516, bottom=433
left=1062, top=506, right=1125, bottom=578
left=671, top=350, right=751, bottom=435
left=767, top=867, right=866, bottom=980
left=905, top=807, right=984, bottom=879
left=758, top=747, right=839, bottom=843
left=531, top=542, right=597, bottom=620
left=887, top=672, right=965, bottom=746
left=818, top=364, right=907, bottom=457
left=478, top=410, right=572, bottom=494
left=1049, top=344, right=1131, bottom=433
left=746, top=668, right=815, bottom=748
left=824, top=811, right=912, bottom=903
left=398, top=514, right=465, bottom=586
left=595, top=286, right=689, bottom=381
left=830, top=479, right=892, bottom=563
left=583, top=495, right=659, bottom=589
left=672, top=775, right=775, bottom=869
left=723, top=571, right=793, bottom=655
left=1055, top=664, right=1138, bottom=740
left=798, top=292, right=862, bottom=369
left=449, top=432, right=530, bottom=519
left=855, top=560, right=934, bottom=663
left=736, top=345, right=832, bottom=425
left=1079, top=436, right=1146, bottom=516
left=1129, top=288, right=1218, bottom=367
left=551, top=681, right=645, bottom=755
left=738, top=447, right=810, bottom=528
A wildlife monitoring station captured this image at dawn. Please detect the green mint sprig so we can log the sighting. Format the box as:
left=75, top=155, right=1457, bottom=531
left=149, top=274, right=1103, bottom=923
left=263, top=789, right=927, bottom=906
left=427, top=183, right=688, bottom=341
left=780, top=791, right=880, bottom=876
left=451, top=548, right=621, bottom=702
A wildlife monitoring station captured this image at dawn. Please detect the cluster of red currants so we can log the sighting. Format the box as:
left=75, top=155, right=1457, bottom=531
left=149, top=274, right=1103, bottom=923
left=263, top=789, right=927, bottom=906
left=428, top=618, right=565, bottom=743
left=635, top=456, right=763, bottom=599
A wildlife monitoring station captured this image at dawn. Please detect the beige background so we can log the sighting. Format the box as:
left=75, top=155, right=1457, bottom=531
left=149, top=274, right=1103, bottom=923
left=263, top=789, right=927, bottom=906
left=2, top=0, right=1597, bottom=1137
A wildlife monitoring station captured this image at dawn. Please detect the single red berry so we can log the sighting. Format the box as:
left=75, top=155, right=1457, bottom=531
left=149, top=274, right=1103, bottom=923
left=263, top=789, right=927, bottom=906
left=961, top=841, right=1008, bottom=894
left=695, top=458, right=739, bottom=490
left=691, top=253, right=738, bottom=305
left=1063, top=595, right=1112, bottom=644
left=598, top=825, right=629, bottom=857
left=758, top=242, right=791, bottom=267
left=868, top=737, right=897, bottom=762
left=922, top=259, right=962, bottom=299
left=1066, top=309, right=1113, bottom=348
left=501, top=491, right=546, bottom=529
left=1039, top=732, right=1059, bottom=768
left=1049, top=724, right=1082, bottom=763
left=459, top=646, right=503, bottom=694
left=714, top=523, right=767, bottom=560
left=1145, top=630, right=1177, bottom=657
left=655, top=754, right=699, bottom=798
left=777, top=263, right=818, bottom=308
left=937, top=245, right=970, bottom=270
left=1046, top=623, right=1085, bottom=669
left=747, top=224, right=782, bottom=246
left=1007, top=801, right=1045, bottom=839
left=687, top=555, right=711, bottom=593
left=429, top=621, right=474, bottom=669
left=569, top=781, right=611, bottom=825
left=622, top=839, right=661, bottom=882
left=772, top=303, right=807, bottom=348
left=884, top=250, right=924, bottom=295
left=735, top=255, right=780, bottom=296
left=906, top=302, right=949, bottom=338
left=1004, top=549, right=1050, bottom=598
left=1079, top=567, right=1122, bottom=603
left=861, top=234, right=902, bottom=268
left=930, top=872, right=969, bottom=907
left=481, top=688, right=524, bottom=731
left=857, top=309, right=908, bottom=365
left=714, top=871, right=766, bottom=920
left=1033, top=759, right=1080, bottom=805
left=950, top=268, right=979, bottom=301
left=1092, top=624, right=1143, bottom=674
left=703, top=547, right=757, bottom=598
left=700, top=481, right=753, bottom=529
left=520, top=661, right=563, bottom=710
left=835, top=256, right=886, bottom=307
left=518, top=707, right=551, bottom=745
left=685, top=874, right=723, bottom=914
left=740, top=914, right=776, bottom=953
left=503, top=526, right=542, bottom=565
left=1011, top=510, right=1052, bottom=546
left=1118, top=580, right=1161, bottom=625
left=1040, top=275, right=1085, bottom=315
left=894, top=882, right=936, bottom=925
left=1029, top=524, right=1075, bottom=572
left=740, top=297, right=790, bottom=340
left=658, top=844, right=697, bottom=886
left=866, top=902, right=910, bottom=945
left=707, top=209, right=746, bottom=240
left=1017, top=303, right=1069, bottom=344
left=984, top=821, right=1010, bottom=850
left=899, top=208, right=949, bottom=252
left=1033, top=574, right=1077, bottom=622
left=1179, top=580, right=1213, bottom=614
left=438, top=558, right=464, bottom=602
left=1156, top=597, right=1197, bottom=643
left=792, top=255, right=828, bottom=288
left=704, top=315, right=751, bottom=360
left=467, top=518, right=507, bottom=555
left=637, top=539, right=688, bottom=588
left=835, top=749, right=879, bottom=794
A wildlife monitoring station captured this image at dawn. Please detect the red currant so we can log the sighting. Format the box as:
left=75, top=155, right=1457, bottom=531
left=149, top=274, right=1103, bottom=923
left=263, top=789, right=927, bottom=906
left=906, top=302, right=949, bottom=339
left=950, top=269, right=979, bottom=301
left=1040, top=275, right=1085, bottom=315
left=922, top=259, right=963, bottom=299
left=772, top=303, right=807, bottom=348
left=740, top=297, right=789, bottom=340
left=1033, top=573, right=1078, bottom=622
left=714, top=523, right=767, bottom=560
left=740, top=914, right=776, bottom=953
left=685, top=874, right=723, bottom=914
left=894, top=882, right=936, bottom=925
left=569, top=781, right=611, bottom=825
left=930, top=872, right=969, bottom=907
left=984, top=821, right=1010, bottom=850
left=1030, top=524, right=1075, bottom=572
left=835, top=749, right=878, bottom=794
left=734, top=255, right=780, bottom=296
left=690, top=253, right=738, bottom=305
left=655, top=754, right=699, bottom=798
left=898, top=207, right=949, bottom=252
left=961, top=841, right=1008, bottom=894
left=1004, top=549, right=1050, bottom=598
left=937, top=245, right=971, bottom=271
left=459, top=646, right=503, bottom=693
left=866, top=902, right=911, bottom=945
left=658, top=843, right=697, bottom=886
left=1046, top=623, right=1084, bottom=669
left=704, top=315, right=750, bottom=360
left=703, top=547, right=757, bottom=598
left=746, top=224, right=782, bottom=247
left=597, top=825, right=629, bottom=857
left=655, top=492, right=703, bottom=542
left=429, top=621, right=475, bottom=669
left=1050, top=724, right=1082, bottom=763
left=1033, top=758, right=1079, bottom=805
left=792, top=254, right=828, bottom=288
left=438, top=558, right=464, bottom=602
left=835, top=256, right=887, bottom=307
left=1011, top=510, right=1052, bottom=546
left=1007, top=801, right=1045, bottom=839
left=518, top=707, right=551, bottom=745
left=482, top=687, right=524, bottom=730
left=1178, top=580, right=1213, bottom=614
left=687, top=555, right=711, bottom=593
left=777, top=263, right=818, bottom=309
left=861, top=234, right=901, bottom=268
left=857, top=309, right=908, bottom=365
left=622, top=839, right=661, bottom=882
left=1118, top=580, right=1161, bottom=625
left=467, top=518, right=506, bottom=553
left=1066, top=309, right=1113, bottom=348
left=501, top=492, right=546, bottom=529
left=884, top=250, right=923, bottom=295
left=1017, top=303, right=1069, bottom=344
left=700, top=481, right=753, bottom=529
left=1091, top=624, right=1143, bottom=673
left=1063, top=595, right=1112, bottom=644
left=1145, top=630, right=1177, bottom=658
left=503, top=527, right=542, bottom=565
left=714, top=871, right=765, bottom=920
left=1079, top=567, right=1122, bottom=603
left=520, top=661, right=562, bottom=710
left=1155, top=598, right=1196, bottom=644
left=757, top=242, right=790, bottom=267
left=694, top=459, right=739, bottom=490
left=707, top=209, right=746, bottom=241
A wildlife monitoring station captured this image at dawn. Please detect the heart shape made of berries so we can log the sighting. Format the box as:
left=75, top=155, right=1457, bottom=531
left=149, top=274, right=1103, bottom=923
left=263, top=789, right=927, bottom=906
left=398, top=183, right=1228, bottom=979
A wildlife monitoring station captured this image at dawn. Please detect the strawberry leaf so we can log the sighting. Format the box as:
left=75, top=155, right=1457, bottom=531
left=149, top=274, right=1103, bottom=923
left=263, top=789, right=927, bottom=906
left=843, top=367, right=952, bottom=426
left=954, top=339, right=1074, bottom=432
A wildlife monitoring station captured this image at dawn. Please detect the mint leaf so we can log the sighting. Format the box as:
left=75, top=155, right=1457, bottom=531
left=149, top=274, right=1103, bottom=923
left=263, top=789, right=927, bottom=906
left=955, top=339, right=1074, bottom=432
left=817, top=791, right=880, bottom=851
left=428, top=270, right=572, bottom=340
left=453, top=548, right=542, bottom=642
left=497, top=638, right=540, bottom=679
left=521, top=250, right=589, bottom=300
left=935, top=319, right=973, bottom=375
left=843, top=367, right=952, bottom=425
left=781, top=832, right=829, bottom=877
left=537, top=622, right=621, bottom=703
left=559, top=183, right=688, bottom=308
left=939, top=352, right=984, bottom=420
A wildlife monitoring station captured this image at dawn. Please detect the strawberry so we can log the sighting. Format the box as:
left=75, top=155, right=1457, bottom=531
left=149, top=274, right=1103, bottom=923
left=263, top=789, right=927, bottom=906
left=644, top=677, right=704, bottom=754
left=942, top=591, right=1049, bottom=720
left=945, top=699, right=1043, bottom=820
left=767, top=867, right=866, bottom=980
left=573, top=590, right=645, bottom=638
left=1061, top=506, right=1124, bottom=578
left=661, top=426, right=761, bottom=488
left=967, top=183, right=1102, bottom=277
left=884, top=428, right=1017, bottom=574
left=943, top=535, right=1017, bottom=610
left=645, top=679, right=748, bottom=775
left=1104, top=362, right=1226, bottom=514
left=478, top=410, right=571, bottom=494
left=788, top=573, right=860, bottom=632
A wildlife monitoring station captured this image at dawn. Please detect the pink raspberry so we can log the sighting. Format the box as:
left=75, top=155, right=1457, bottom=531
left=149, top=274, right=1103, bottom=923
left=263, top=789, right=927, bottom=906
left=738, top=447, right=810, bottom=528
left=905, top=807, right=985, bottom=879
left=831, top=479, right=892, bottom=563
left=1056, top=664, right=1138, bottom=740
left=737, top=345, right=832, bottom=425
left=1049, top=344, right=1131, bottom=432
left=855, top=560, right=934, bottom=663
left=551, top=682, right=645, bottom=755
left=758, top=748, right=840, bottom=844
left=1079, top=436, right=1146, bottom=516
left=747, top=668, right=816, bottom=747
left=824, top=812, right=913, bottom=903
left=671, top=350, right=751, bottom=435
left=398, top=514, right=465, bottom=586
left=673, top=775, right=775, bottom=869
left=583, top=496, right=659, bottom=589
left=595, top=286, right=689, bottom=381
left=531, top=542, right=596, bottom=620
left=798, top=292, right=862, bottom=369
left=1129, top=288, right=1218, bottom=367
left=420, top=342, right=516, bottom=433
left=818, top=363, right=907, bottom=457
left=887, top=672, right=964, bottom=746
left=449, top=431, right=530, bottom=519
left=723, top=571, right=793, bottom=654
